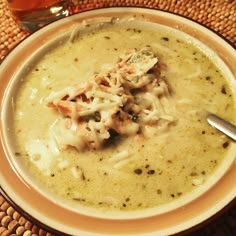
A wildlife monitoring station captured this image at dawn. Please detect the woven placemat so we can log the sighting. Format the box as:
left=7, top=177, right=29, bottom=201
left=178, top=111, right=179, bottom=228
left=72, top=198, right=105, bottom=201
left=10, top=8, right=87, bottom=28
left=0, top=0, right=235, bottom=235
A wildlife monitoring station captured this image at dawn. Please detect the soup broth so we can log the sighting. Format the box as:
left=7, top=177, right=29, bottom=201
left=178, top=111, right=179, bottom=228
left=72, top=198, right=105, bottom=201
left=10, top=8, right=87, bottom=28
left=13, top=19, right=235, bottom=212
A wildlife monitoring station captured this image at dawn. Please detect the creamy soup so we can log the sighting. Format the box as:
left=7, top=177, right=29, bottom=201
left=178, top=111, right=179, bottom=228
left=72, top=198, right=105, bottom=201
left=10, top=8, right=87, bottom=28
left=13, top=19, right=235, bottom=212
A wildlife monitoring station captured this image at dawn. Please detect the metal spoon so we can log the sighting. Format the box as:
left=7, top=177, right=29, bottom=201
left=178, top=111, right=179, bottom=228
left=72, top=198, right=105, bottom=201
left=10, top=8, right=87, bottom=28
left=207, top=113, right=236, bottom=141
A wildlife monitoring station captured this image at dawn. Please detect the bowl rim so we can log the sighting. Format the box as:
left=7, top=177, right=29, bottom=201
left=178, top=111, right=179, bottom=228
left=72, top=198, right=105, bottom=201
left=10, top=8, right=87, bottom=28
left=0, top=6, right=236, bottom=236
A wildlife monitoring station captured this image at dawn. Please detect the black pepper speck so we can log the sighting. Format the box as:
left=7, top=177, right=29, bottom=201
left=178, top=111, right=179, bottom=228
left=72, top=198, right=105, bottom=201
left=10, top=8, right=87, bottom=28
left=147, top=170, right=155, bottom=175
left=221, top=85, right=227, bottom=94
left=223, top=141, right=229, bottom=149
left=134, top=168, right=143, bottom=175
left=162, top=37, right=169, bottom=41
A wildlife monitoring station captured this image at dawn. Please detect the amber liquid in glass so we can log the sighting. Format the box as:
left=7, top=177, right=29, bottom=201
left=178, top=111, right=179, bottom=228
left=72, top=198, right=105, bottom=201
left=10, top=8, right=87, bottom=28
left=7, top=0, right=72, bottom=31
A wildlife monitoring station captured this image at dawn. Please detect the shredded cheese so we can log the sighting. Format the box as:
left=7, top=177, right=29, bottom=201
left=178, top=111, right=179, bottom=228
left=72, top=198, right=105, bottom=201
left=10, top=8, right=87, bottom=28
left=47, top=46, right=176, bottom=150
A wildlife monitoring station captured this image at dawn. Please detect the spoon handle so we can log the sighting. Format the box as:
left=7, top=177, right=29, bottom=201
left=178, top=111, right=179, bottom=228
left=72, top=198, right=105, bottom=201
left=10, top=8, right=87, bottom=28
left=207, top=113, right=236, bottom=141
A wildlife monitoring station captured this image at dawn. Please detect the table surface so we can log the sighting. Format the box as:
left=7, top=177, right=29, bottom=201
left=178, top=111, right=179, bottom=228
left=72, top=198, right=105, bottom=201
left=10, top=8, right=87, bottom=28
left=0, top=0, right=235, bottom=235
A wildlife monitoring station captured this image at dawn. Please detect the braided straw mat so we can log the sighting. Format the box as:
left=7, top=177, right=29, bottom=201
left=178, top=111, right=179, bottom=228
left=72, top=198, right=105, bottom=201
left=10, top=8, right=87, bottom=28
left=0, top=0, right=235, bottom=235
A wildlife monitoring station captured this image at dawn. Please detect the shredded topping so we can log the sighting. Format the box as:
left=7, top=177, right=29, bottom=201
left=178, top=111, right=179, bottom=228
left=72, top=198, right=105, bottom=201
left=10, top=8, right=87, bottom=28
left=46, top=46, right=176, bottom=150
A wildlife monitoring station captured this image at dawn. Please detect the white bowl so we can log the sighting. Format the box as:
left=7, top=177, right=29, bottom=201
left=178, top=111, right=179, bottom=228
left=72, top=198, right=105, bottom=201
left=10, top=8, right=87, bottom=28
left=0, top=7, right=236, bottom=236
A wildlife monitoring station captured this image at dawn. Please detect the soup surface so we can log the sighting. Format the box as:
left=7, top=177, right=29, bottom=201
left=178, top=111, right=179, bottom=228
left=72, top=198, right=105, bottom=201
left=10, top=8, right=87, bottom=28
left=13, top=19, right=235, bottom=212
